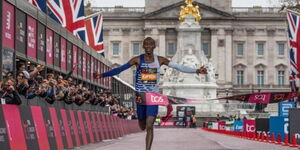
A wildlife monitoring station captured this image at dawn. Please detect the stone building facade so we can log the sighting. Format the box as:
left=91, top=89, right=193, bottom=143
left=92, top=0, right=290, bottom=96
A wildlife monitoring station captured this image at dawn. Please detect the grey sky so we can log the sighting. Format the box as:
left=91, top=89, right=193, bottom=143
left=88, top=0, right=282, bottom=7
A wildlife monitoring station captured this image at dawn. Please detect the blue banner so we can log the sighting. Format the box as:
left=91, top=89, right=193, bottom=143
left=269, top=116, right=289, bottom=141
left=233, top=120, right=243, bottom=131
left=278, top=102, right=296, bottom=117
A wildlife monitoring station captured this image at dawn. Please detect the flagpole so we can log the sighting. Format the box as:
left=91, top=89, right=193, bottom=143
left=85, top=11, right=103, bottom=19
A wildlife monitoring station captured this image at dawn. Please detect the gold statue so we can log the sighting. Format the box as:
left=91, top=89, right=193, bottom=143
left=179, top=0, right=201, bottom=23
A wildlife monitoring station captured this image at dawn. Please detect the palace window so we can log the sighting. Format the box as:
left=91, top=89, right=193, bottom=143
left=237, top=71, right=244, bottom=85
left=278, top=43, right=285, bottom=56
left=167, top=42, right=176, bottom=56
left=112, top=42, right=120, bottom=56
left=132, top=42, right=140, bottom=56
left=278, top=71, right=285, bottom=86
left=202, top=43, right=209, bottom=55
left=257, top=42, right=265, bottom=56
left=237, top=43, right=244, bottom=56
left=257, top=71, right=264, bottom=86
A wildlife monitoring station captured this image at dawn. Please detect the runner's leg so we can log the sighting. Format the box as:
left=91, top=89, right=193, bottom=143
left=145, top=116, right=155, bottom=150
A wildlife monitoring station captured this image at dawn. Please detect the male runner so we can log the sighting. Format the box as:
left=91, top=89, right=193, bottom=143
left=94, top=37, right=207, bottom=150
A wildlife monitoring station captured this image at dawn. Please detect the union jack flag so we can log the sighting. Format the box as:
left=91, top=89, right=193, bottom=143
left=287, top=10, right=300, bottom=90
left=47, top=0, right=86, bottom=41
left=85, top=13, right=104, bottom=54
left=27, top=0, right=47, bottom=12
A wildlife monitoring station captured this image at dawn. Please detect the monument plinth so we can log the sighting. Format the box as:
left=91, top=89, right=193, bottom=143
left=161, top=0, right=224, bottom=114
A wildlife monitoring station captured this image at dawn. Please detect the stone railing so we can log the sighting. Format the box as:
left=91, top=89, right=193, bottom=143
left=232, top=7, right=282, bottom=14
left=91, top=7, right=145, bottom=13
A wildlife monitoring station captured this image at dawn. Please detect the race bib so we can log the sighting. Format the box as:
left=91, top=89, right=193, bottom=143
left=1, top=98, right=6, bottom=104
left=141, top=68, right=157, bottom=84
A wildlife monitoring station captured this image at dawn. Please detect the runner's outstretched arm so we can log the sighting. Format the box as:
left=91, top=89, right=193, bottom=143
left=158, top=56, right=207, bottom=74
left=94, top=56, right=139, bottom=78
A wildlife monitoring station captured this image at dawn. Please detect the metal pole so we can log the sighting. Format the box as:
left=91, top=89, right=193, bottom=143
left=0, top=0, right=3, bottom=81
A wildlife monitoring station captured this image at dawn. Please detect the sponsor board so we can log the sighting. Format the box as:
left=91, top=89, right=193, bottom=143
left=269, top=116, right=288, bottom=141
left=255, top=118, right=269, bottom=135
left=160, top=121, right=175, bottom=127
left=289, top=108, right=300, bottom=144
left=234, top=120, right=243, bottom=131
left=279, top=102, right=295, bottom=117
left=243, top=120, right=256, bottom=137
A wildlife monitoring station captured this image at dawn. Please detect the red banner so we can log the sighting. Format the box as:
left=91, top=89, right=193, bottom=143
left=101, top=114, right=109, bottom=139
left=82, top=52, right=87, bottom=78
left=60, top=38, right=67, bottom=70
left=91, top=57, right=94, bottom=81
left=160, top=121, right=175, bottom=127
left=72, top=45, right=78, bottom=74
left=27, top=16, right=37, bottom=59
left=46, top=28, right=53, bottom=65
left=49, top=107, right=64, bottom=150
left=2, top=105, right=27, bottom=150
left=2, top=1, right=15, bottom=49
left=69, top=110, right=81, bottom=146
left=77, top=111, right=88, bottom=144
left=84, top=112, right=94, bottom=143
left=248, top=93, right=271, bottom=104
left=60, top=109, right=73, bottom=148
left=30, top=106, right=50, bottom=150
left=90, top=112, right=100, bottom=142
left=96, top=113, right=104, bottom=140
left=243, top=120, right=256, bottom=138
left=218, top=121, right=226, bottom=130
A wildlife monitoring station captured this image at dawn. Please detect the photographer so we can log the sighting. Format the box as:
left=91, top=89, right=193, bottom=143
left=0, top=79, right=22, bottom=105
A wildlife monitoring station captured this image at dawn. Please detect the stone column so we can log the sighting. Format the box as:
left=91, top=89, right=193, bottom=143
left=225, top=28, right=233, bottom=86
left=246, top=28, right=255, bottom=85
left=267, top=27, right=276, bottom=86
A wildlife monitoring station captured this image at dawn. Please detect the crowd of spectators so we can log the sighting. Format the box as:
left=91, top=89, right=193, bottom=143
left=0, top=63, right=136, bottom=120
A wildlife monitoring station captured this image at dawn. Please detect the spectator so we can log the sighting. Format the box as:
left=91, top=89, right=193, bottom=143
left=0, top=79, right=22, bottom=105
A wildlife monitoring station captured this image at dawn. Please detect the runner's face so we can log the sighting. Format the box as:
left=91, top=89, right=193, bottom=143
left=143, top=39, right=155, bottom=55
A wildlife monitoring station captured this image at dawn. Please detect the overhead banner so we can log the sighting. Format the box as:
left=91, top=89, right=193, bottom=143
left=60, top=38, right=67, bottom=71
left=46, top=28, right=54, bottom=65
left=77, top=49, right=82, bottom=77
left=72, top=45, right=78, bottom=75
left=91, top=57, right=94, bottom=81
left=53, top=33, right=60, bottom=68
left=87, top=54, right=91, bottom=80
left=2, top=1, right=15, bottom=49
left=82, top=52, right=87, bottom=78
left=289, top=108, right=300, bottom=145
left=67, top=42, right=73, bottom=72
left=15, top=9, right=26, bottom=54
left=37, top=23, right=46, bottom=62
left=27, top=16, right=37, bottom=59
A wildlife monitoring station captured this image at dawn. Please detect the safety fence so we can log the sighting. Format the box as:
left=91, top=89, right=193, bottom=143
left=0, top=104, right=141, bottom=150
left=202, top=127, right=300, bottom=148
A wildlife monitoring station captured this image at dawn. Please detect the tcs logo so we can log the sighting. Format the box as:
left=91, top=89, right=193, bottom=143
left=150, top=95, right=164, bottom=103
left=246, top=124, right=255, bottom=132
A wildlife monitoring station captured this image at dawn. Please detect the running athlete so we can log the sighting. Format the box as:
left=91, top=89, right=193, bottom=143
left=94, top=37, right=207, bottom=150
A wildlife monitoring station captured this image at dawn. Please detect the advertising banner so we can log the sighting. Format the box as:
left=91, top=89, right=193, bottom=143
left=82, top=51, right=87, bottom=78
left=212, top=122, right=218, bottom=130
left=46, top=29, right=53, bottom=65
left=218, top=121, right=226, bottom=130
left=60, top=109, right=73, bottom=148
left=255, top=118, right=269, bottom=134
left=15, top=9, right=26, bottom=54
left=49, top=107, right=64, bottom=150
left=2, top=1, right=15, bottom=49
left=37, top=23, right=46, bottom=62
left=87, top=54, right=91, bottom=80
left=279, top=102, right=296, bottom=117
left=69, top=110, right=81, bottom=147
left=2, top=105, right=27, bottom=150
left=60, top=38, right=67, bottom=71
left=53, top=33, right=60, bottom=68
left=225, top=121, right=234, bottom=131
left=96, top=113, right=104, bottom=141
left=0, top=106, right=10, bottom=150
left=269, top=116, right=288, bottom=141
left=73, top=110, right=84, bottom=145
left=100, top=114, right=109, bottom=140
left=248, top=93, right=271, bottom=104
left=30, top=106, right=50, bottom=150
left=91, top=57, right=94, bottom=81
left=243, top=120, right=256, bottom=137
left=160, top=121, right=175, bottom=127
left=72, top=45, right=78, bottom=74
left=90, top=112, right=100, bottom=142
left=42, top=106, right=58, bottom=150
left=289, top=108, right=300, bottom=144
left=77, top=49, right=82, bottom=76
left=67, top=42, right=73, bottom=72
left=233, top=120, right=243, bottom=131
left=27, top=16, right=37, bottom=59
left=55, top=108, right=68, bottom=149
left=84, top=112, right=95, bottom=143
left=77, top=111, right=88, bottom=144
